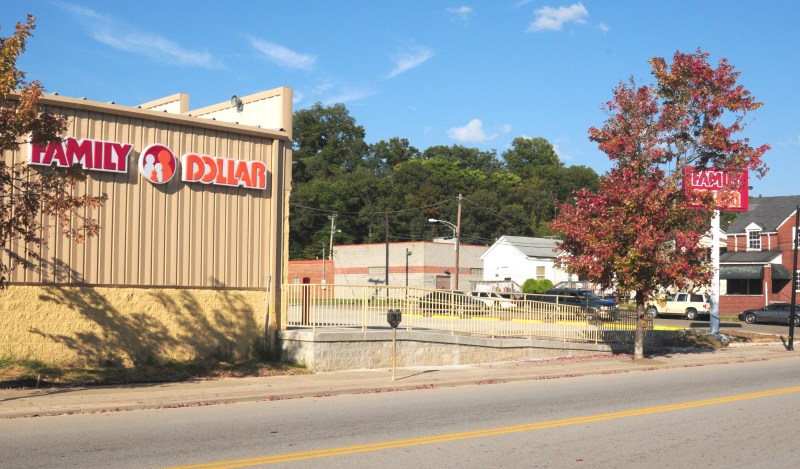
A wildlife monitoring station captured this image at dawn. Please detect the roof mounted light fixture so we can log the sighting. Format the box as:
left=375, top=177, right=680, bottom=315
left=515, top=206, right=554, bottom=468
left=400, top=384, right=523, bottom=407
left=230, top=95, right=244, bottom=112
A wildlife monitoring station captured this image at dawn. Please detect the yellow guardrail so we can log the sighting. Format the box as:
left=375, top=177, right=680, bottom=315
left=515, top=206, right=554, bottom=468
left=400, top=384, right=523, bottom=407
left=281, top=284, right=653, bottom=344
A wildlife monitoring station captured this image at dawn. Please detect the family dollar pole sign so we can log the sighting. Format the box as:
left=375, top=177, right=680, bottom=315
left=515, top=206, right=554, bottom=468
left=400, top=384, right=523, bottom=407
left=684, top=166, right=749, bottom=335
left=684, top=166, right=749, bottom=212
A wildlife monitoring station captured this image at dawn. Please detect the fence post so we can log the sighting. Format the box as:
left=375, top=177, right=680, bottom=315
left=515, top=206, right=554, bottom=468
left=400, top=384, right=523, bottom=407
left=363, top=286, right=368, bottom=332
left=302, top=277, right=311, bottom=326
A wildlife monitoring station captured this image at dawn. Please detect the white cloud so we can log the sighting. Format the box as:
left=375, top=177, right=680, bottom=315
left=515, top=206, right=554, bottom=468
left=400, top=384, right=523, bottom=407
left=500, top=124, right=513, bottom=134
left=552, top=143, right=570, bottom=161
left=302, top=80, right=375, bottom=106
left=321, top=88, right=376, bottom=106
left=447, top=119, right=496, bottom=143
left=598, top=22, right=610, bottom=33
left=527, top=2, right=589, bottom=32
left=248, top=38, right=316, bottom=71
left=778, top=134, right=800, bottom=146
left=386, top=46, right=434, bottom=79
left=59, top=2, right=220, bottom=68
left=447, top=6, right=474, bottom=22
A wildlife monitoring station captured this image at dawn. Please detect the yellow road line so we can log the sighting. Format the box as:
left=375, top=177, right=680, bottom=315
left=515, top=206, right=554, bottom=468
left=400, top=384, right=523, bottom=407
left=167, top=385, right=800, bottom=468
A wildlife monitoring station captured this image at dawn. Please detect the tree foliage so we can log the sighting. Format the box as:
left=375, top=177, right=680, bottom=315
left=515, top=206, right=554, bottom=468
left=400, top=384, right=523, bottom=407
left=0, top=15, right=106, bottom=287
left=551, top=49, right=769, bottom=359
left=288, top=107, right=601, bottom=260
left=288, top=107, right=600, bottom=260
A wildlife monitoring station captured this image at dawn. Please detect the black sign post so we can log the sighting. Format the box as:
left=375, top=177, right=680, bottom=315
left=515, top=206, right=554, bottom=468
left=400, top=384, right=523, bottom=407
left=387, top=309, right=402, bottom=380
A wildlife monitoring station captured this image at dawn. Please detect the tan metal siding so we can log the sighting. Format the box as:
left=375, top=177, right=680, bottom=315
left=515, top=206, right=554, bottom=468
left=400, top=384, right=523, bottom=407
left=6, top=104, right=279, bottom=289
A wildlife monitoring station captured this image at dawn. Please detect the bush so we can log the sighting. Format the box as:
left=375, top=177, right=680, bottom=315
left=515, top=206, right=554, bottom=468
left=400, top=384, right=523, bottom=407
left=522, top=278, right=553, bottom=293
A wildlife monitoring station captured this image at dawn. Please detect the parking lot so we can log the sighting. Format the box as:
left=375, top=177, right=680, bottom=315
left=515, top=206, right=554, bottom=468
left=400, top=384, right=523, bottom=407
left=653, top=317, right=793, bottom=336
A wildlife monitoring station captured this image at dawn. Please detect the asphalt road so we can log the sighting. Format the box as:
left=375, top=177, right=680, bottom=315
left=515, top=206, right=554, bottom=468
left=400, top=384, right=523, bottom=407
left=2, top=357, right=800, bottom=468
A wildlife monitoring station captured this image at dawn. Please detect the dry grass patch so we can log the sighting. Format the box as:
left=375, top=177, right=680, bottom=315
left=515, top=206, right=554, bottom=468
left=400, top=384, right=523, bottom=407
left=0, top=358, right=309, bottom=389
left=661, top=328, right=785, bottom=350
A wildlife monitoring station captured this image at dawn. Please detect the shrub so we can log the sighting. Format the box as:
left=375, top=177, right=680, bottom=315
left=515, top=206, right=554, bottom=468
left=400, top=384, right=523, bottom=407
left=522, top=278, right=553, bottom=293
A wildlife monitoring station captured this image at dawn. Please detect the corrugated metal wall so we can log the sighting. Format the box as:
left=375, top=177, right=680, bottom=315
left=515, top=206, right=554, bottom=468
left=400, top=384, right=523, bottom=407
left=4, top=102, right=283, bottom=289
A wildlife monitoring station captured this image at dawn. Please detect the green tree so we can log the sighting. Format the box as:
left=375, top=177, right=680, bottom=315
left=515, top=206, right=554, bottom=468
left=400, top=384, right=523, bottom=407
left=551, top=49, right=769, bottom=359
left=502, top=137, right=562, bottom=178
left=364, top=137, right=420, bottom=175
left=0, top=15, right=106, bottom=286
left=292, top=102, right=368, bottom=183
left=503, top=138, right=599, bottom=236
left=422, top=145, right=502, bottom=174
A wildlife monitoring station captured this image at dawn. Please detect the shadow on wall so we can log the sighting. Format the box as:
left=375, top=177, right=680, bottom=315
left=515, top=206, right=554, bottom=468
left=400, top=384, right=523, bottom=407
left=28, top=262, right=261, bottom=366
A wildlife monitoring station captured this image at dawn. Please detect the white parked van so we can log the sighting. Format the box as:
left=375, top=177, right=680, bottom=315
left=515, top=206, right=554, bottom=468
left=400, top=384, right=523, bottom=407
left=647, top=293, right=710, bottom=320
left=470, top=285, right=516, bottom=309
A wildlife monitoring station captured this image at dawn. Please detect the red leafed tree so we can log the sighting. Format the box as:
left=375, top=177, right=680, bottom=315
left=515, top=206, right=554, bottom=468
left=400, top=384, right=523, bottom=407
left=551, top=49, right=769, bottom=359
left=1, top=15, right=106, bottom=286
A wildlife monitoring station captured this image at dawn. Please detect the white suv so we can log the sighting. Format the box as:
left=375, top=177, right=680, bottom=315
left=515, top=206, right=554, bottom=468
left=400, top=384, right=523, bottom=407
left=469, top=291, right=516, bottom=309
left=647, top=293, right=710, bottom=320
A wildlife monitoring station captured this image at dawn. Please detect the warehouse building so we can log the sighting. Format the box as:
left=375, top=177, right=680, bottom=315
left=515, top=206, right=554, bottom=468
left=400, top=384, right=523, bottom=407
left=1, top=88, right=293, bottom=365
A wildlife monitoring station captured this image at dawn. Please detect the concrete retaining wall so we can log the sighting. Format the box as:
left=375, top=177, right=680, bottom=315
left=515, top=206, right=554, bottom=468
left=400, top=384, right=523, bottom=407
left=279, top=329, right=633, bottom=371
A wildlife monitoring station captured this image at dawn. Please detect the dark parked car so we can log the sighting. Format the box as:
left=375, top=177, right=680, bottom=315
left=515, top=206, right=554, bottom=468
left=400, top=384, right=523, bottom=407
left=418, top=291, right=487, bottom=316
left=547, top=288, right=618, bottom=319
left=525, top=289, right=618, bottom=321
left=738, top=303, right=800, bottom=326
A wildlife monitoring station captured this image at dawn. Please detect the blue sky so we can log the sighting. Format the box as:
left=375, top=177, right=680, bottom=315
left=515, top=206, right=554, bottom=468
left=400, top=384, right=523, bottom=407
left=4, top=1, right=798, bottom=196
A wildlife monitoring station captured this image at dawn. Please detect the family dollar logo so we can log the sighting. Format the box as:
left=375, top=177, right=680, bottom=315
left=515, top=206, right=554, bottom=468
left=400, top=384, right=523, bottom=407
left=138, top=144, right=177, bottom=184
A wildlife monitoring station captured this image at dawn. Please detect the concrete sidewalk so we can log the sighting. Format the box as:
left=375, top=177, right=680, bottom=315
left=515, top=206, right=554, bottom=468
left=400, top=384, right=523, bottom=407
left=1, top=344, right=797, bottom=420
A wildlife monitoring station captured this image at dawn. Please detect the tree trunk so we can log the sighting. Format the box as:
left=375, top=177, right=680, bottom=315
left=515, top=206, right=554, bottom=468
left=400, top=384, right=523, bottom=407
left=634, top=291, right=645, bottom=360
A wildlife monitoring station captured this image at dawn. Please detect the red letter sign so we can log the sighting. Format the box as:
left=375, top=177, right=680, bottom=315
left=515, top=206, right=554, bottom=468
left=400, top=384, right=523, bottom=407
left=684, top=166, right=749, bottom=212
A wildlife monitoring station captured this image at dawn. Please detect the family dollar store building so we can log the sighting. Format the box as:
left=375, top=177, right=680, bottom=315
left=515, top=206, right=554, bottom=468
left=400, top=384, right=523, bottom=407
left=0, top=88, right=293, bottom=367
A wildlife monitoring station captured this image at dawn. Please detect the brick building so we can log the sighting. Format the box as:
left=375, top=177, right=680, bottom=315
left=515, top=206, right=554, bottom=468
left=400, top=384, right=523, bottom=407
left=287, top=260, right=334, bottom=285
left=330, top=241, right=488, bottom=294
left=720, top=195, right=800, bottom=314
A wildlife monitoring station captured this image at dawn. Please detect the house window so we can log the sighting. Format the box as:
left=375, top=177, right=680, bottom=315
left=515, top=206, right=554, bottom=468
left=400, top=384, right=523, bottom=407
left=471, top=268, right=483, bottom=275
left=796, top=271, right=800, bottom=293
left=727, top=279, right=763, bottom=295
left=368, top=266, right=386, bottom=276
left=747, top=229, right=761, bottom=251
left=794, top=227, right=800, bottom=249
left=535, top=266, right=546, bottom=280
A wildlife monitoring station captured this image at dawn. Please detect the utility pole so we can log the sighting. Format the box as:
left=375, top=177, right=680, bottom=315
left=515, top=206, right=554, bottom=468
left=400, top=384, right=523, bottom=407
left=328, top=214, right=337, bottom=263
left=321, top=243, right=326, bottom=288
left=385, top=212, right=390, bottom=291
left=455, top=193, right=462, bottom=291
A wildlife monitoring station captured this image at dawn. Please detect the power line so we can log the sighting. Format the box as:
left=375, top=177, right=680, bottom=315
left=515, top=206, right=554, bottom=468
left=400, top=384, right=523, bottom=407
left=289, top=198, right=453, bottom=217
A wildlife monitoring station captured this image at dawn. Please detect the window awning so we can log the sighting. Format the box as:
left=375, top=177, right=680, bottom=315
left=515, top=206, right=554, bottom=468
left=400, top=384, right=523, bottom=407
left=720, top=265, right=761, bottom=280
left=720, top=264, right=792, bottom=280
left=771, top=264, right=792, bottom=280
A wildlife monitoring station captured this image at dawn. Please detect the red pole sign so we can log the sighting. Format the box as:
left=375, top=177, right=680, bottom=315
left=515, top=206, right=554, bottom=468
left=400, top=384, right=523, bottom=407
left=684, top=166, right=749, bottom=212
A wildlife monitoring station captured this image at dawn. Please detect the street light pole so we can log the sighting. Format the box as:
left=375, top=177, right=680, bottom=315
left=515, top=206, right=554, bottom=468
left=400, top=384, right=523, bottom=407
left=428, top=198, right=462, bottom=290
left=405, top=248, right=411, bottom=287
left=455, top=194, right=462, bottom=290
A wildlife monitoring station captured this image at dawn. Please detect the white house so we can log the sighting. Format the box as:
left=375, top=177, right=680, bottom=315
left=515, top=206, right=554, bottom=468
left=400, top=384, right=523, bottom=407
left=480, top=236, right=576, bottom=287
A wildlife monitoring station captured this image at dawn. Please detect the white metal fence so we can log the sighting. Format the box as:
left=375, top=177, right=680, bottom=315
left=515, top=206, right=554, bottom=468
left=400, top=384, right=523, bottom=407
left=282, top=284, right=652, bottom=345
